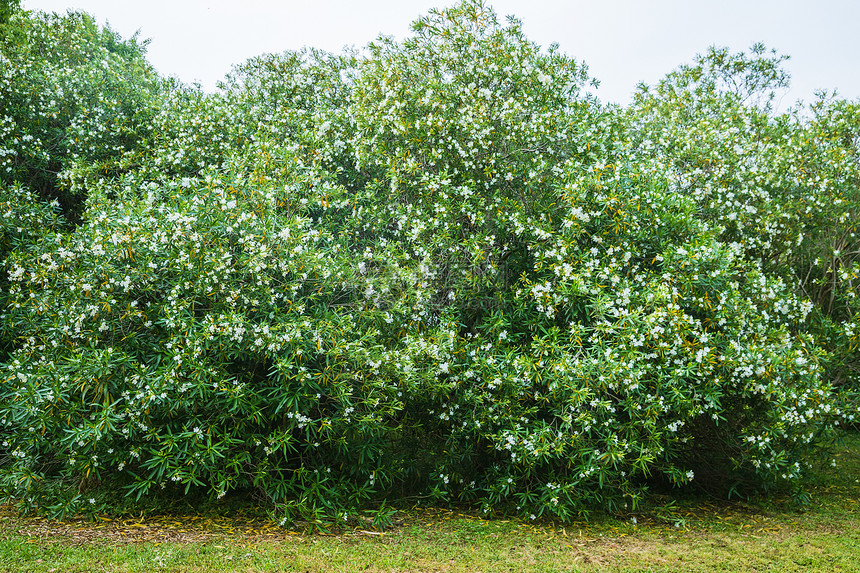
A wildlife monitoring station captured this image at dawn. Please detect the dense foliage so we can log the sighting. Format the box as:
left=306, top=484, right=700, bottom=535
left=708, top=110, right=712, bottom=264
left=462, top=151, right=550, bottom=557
left=626, top=45, right=859, bottom=408
left=0, top=8, right=160, bottom=220
left=0, top=1, right=856, bottom=525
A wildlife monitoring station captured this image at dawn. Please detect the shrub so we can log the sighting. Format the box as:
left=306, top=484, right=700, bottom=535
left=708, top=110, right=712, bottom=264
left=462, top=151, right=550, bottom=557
left=0, top=1, right=848, bottom=524
left=1, top=167, right=411, bottom=521
left=627, top=45, right=860, bottom=418
left=0, top=9, right=159, bottom=221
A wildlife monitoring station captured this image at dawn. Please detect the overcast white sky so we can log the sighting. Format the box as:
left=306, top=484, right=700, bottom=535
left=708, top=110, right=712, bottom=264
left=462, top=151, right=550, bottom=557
left=22, top=0, right=860, bottom=109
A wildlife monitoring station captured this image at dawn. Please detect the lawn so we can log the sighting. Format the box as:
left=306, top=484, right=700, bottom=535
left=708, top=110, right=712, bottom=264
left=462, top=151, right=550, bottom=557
left=2, top=433, right=858, bottom=573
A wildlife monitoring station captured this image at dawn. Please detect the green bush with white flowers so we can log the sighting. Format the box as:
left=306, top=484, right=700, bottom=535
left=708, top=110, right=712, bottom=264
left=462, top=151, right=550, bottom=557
left=0, top=0, right=855, bottom=525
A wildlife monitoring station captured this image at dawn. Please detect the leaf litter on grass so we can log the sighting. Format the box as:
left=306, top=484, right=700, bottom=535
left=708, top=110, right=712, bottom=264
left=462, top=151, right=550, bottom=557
left=1, top=434, right=858, bottom=572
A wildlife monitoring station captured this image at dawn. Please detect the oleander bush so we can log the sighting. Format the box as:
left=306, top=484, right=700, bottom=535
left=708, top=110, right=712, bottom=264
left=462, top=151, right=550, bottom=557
left=0, top=183, right=64, bottom=359
left=0, top=0, right=855, bottom=525
left=0, top=7, right=160, bottom=221
left=626, top=44, right=859, bottom=414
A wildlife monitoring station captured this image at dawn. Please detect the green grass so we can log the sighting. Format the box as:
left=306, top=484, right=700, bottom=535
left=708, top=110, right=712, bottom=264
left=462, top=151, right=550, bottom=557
left=2, top=433, right=858, bottom=573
